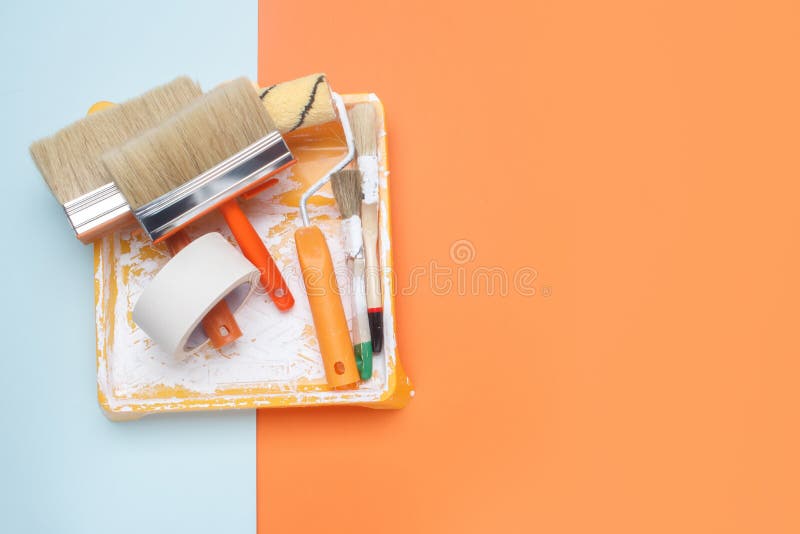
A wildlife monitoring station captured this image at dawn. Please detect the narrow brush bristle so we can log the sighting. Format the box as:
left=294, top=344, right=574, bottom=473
left=104, top=77, right=277, bottom=210
left=29, top=77, right=201, bottom=204
left=348, top=103, right=378, bottom=158
left=331, top=169, right=363, bottom=219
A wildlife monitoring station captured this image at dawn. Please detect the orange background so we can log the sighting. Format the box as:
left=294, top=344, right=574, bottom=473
left=257, top=1, right=800, bottom=532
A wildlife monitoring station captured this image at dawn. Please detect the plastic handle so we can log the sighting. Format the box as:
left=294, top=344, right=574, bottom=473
left=295, top=225, right=360, bottom=387
left=218, top=200, right=294, bottom=311
left=351, top=257, right=373, bottom=380
left=166, top=230, right=242, bottom=348
left=361, top=202, right=384, bottom=352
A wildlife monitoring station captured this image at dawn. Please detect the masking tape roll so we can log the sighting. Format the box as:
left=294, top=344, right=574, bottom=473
left=133, top=232, right=259, bottom=358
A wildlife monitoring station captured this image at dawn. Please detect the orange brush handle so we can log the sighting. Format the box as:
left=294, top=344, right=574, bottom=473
left=166, top=230, right=242, bottom=348
left=219, top=200, right=294, bottom=311
left=295, top=225, right=360, bottom=387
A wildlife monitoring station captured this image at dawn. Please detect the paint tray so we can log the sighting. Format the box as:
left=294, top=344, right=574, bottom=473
left=94, top=94, right=412, bottom=420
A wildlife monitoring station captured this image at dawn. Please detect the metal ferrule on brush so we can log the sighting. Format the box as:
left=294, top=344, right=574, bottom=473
left=134, top=131, right=293, bottom=242
left=63, top=182, right=133, bottom=243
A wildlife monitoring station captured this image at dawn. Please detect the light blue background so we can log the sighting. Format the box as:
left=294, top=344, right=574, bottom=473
left=0, top=1, right=257, bottom=532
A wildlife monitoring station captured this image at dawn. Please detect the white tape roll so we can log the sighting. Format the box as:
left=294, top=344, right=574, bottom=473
left=133, top=232, right=259, bottom=358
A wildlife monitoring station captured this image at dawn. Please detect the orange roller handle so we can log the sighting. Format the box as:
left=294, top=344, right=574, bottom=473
left=219, top=200, right=294, bottom=310
left=295, top=225, right=360, bottom=387
left=166, top=230, right=242, bottom=348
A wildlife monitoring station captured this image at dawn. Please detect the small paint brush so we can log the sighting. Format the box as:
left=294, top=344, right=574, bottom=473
left=331, top=169, right=372, bottom=380
left=103, top=78, right=296, bottom=310
left=348, top=103, right=384, bottom=353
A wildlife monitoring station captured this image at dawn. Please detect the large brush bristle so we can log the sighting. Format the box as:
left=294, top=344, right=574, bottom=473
left=331, top=169, right=363, bottom=219
left=29, top=77, right=201, bottom=204
left=348, top=103, right=378, bottom=158
left=104, top=77, right=277, bottom=209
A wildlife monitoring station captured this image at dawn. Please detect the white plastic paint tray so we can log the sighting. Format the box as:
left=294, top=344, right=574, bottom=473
left=94, top=94, right=412, bottom=420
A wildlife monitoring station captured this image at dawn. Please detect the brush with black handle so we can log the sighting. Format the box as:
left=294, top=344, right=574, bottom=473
left=348, top=103, right=384, bottom=353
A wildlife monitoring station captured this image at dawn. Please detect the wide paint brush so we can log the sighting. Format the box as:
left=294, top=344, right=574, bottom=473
left=103, top=78, right=296, bottom=310
left=30, top=78, right=242, bottom=348
left=32, top=73, right=337, bottom=245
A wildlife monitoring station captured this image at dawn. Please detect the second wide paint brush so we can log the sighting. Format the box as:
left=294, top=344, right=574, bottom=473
left=103, top=78, right=296, bottom=310
left=33, top=73, right=337, bottom=245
